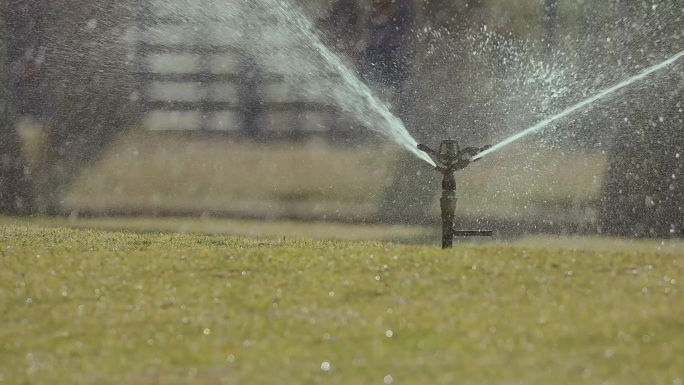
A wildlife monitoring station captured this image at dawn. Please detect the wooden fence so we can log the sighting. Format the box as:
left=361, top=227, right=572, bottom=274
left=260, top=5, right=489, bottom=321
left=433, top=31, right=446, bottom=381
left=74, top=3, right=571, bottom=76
left=133, top=0, right=363, bottom=141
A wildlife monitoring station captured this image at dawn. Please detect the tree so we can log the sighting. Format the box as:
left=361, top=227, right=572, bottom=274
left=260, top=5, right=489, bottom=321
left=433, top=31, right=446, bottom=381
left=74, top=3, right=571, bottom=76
left=599, top=0, right=683, bottom=237
left=31, top=0, right=138, bottom=214
left=651, top=90, right=684, bottom=236
left=0, top=2, right=33, bottom=215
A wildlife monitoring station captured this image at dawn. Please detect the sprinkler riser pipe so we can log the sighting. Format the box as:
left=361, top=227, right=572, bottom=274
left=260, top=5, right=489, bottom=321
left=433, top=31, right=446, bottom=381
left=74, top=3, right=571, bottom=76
left=440, top=172, right=457, bottom=249
left=441, top=196, right=456, bottom=249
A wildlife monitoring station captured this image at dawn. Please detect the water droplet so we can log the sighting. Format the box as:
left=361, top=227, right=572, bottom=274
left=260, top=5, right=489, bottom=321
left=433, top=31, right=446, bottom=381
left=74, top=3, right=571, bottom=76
left=645, top=196, right=656, bottom=207
left=321, top=361, right=331, bottom=371
left=86, top=19, right=98, bottom=30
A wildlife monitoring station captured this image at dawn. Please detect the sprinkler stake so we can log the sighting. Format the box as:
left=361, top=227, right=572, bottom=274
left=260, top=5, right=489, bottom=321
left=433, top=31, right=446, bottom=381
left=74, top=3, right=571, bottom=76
left=418, top=140, right=493, bottom=249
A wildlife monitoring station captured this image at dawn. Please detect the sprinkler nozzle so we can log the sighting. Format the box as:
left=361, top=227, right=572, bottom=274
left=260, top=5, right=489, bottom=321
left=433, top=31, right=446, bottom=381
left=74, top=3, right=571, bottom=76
left=417, top=143, right=435, bottom=155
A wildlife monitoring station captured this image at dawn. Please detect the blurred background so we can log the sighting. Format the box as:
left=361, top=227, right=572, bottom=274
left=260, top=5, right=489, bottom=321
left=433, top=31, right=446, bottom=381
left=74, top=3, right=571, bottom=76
left=1, top=0, right=682, bottom=241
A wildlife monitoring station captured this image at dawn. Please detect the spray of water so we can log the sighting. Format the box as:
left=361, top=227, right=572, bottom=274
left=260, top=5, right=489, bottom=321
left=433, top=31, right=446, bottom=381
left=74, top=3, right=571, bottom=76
left=474, top=50, right=684, bottom=160
left=175, top=0, right=435, bottom=166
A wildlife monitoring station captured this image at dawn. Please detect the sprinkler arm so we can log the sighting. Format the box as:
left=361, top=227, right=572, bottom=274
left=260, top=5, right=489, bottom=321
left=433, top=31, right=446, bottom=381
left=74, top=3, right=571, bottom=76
left=417, top=143, right=439, bottom=157
left=418, top=143, right=492, bottom=173
left=460, top=145, right=492, bottom=163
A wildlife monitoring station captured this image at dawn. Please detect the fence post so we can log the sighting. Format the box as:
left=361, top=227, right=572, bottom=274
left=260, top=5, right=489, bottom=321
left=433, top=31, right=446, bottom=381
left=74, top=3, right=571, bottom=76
left=543, top=0, right=559, bottom=55
left=135, top=0, right=152, bottom=124
left=236, top=57, right=264, bottom=139
left=198, top=30, right=215, bottom=132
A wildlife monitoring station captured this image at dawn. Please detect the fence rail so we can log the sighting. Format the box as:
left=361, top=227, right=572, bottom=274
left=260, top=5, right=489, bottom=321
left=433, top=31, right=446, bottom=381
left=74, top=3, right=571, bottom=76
left=141, top=100, right=332, bottom=113
left=133, top=0, right=361, bottom=140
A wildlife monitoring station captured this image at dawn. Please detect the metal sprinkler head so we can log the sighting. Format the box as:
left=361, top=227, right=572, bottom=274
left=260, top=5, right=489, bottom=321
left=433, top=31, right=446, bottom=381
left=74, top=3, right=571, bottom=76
left=418, top=140, right=494, bottom=249
left=418, top=140, right=491, bottom=175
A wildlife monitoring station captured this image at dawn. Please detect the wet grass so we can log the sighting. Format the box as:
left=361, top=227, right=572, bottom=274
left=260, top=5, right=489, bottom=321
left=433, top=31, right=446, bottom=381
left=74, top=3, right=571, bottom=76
left=0, top=216, right=435, bottom=244
left=2, top=223, right=683, bottom=384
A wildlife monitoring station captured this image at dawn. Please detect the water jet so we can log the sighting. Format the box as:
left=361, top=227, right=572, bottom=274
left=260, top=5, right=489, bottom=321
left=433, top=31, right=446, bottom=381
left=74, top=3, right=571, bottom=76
left=474, top=50, right=684, bottom=161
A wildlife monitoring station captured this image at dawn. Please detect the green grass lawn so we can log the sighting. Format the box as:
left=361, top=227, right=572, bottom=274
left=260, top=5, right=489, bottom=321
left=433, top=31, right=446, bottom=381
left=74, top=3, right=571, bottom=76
left=1, top=223, right=683, bottom=384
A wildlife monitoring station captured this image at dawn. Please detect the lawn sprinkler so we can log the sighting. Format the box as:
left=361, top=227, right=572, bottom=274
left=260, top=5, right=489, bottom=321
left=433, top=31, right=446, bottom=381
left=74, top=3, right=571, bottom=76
left=418, top=140, right=494, bottom=249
